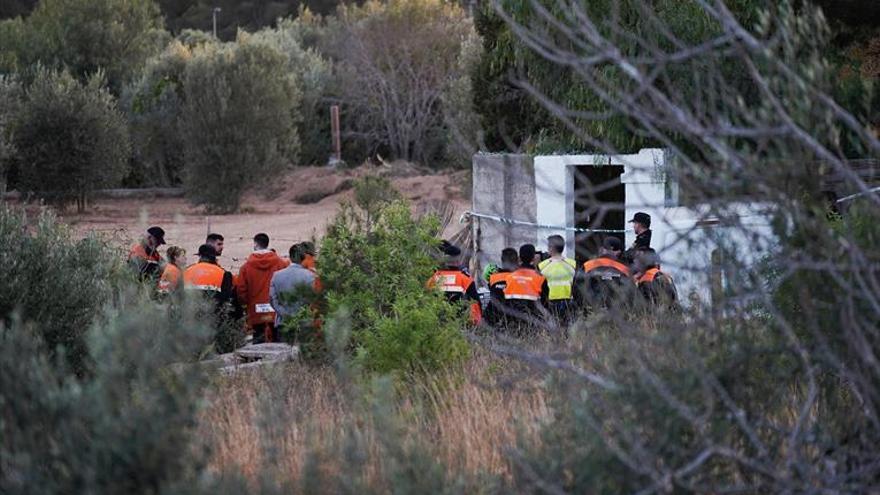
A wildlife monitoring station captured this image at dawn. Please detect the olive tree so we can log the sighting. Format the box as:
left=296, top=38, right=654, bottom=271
left=9, top=0, right=167, bottom=94
left=0, top=75, right=20, bottom=193
left=249, top=19, right=334, bottom=165
left=122, top=41, right=194, bottom=187
left=14, top=68, right=130, bottom=212
left=180, top=40, right=300, bottom=213
left=332, top=0, right=480, bottom=164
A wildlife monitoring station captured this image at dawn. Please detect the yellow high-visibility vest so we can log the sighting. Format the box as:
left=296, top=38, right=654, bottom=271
left=538, top=257, right=577, bottom=300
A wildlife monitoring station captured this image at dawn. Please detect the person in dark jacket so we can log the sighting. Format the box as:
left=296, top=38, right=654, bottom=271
left=485, top=248, right=519, bottom=327
left=633, top=249, right=678, bottom=310
left=622, top=212, right=652, bottom=265
left=573, top=237, right=635, bottom=313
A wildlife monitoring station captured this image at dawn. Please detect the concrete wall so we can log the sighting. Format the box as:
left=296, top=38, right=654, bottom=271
left=471, top=154, right=537, bottom=274
left=534, top=149, right=667, bottom=253
left=472, top=150, right=776, bottom=304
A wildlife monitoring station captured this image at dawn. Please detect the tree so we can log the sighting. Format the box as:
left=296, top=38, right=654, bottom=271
left=249, top=19, right=335, bottom=165
left=473, top=0, right=765, bottom=153
left=122, top=41, right=195, bottom=187
left=0, top=75, right=20, bottom=192
left=180, top=40, right=300, bottom=213
left=13, top=68, right=130, bottom=212
left=331, top=0, right=480, bottom=164
left=480, top=0, right=880, bottom=491
left=9, top=0, right=167, bottom=93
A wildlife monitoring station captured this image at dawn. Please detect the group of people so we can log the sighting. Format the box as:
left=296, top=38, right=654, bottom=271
left=128, top=211, right=676, bottom=344
left=128, top=227, right=319, bottom=343
left=429, top=212, right=678, bottom=331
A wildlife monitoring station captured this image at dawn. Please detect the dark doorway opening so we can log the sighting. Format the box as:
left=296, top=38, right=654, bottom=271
left=573, top=165, right=626, bottom=264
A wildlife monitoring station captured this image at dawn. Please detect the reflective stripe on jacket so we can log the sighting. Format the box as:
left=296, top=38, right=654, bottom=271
left=428, top=270, right=472, bottom=294
left=183, top=262, right=226, bottom=292
left=428, top=269, right=482, bottom=325
left=538, top=257, right=577, bottom=300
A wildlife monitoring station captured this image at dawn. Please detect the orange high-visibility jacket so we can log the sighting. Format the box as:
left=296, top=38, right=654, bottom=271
left=637, top=267, right=662, bottom=285
left=157, top=264, right=181, bottom=293
left=184, top=262, right=226, bottom=292
left=128, top=243, right=161, bottom=263
left=504, top=268, right=546, bottom=301
left=583, top=257, right=631, bottom=277
left=428, top=269, right=482, bottom=324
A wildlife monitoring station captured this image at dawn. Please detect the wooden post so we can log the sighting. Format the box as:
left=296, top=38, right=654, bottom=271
left=330, top=105, right=341, bottom=162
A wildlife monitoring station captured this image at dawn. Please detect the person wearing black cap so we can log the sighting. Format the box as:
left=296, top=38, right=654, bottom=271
left=484, top=247, right=520, bottom=327
left=573, top=236, right=634, bottom=312
left=427, top=240, right=482, bottom=325
left=493, top=244, right=549, bottom=333
left=183, top=244, right=237, bottom=314
left=128, top=226, right=166, bottom=281
left=623, top=212, right=652, bottom=264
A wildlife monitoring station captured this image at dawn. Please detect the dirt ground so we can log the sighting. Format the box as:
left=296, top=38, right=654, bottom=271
left=53, top=165, right=471, bottom=272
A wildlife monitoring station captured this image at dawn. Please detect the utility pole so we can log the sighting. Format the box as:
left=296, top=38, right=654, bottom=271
left=212, top=7, right=222, bottom=39
left=330, top=104, right=341, bottom=165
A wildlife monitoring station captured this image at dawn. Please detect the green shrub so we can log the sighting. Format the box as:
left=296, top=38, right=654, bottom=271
left=181, top=39, right=300, bottom=212
left=319, top=178, right=469, bottom=375
left=0, top=205, right=129, bottom=374
left=13, top=68, right=130, bottom=211
left=359, top=293, right=469, bottom=375
left=7, top=0, right=167, bottom=94
left=0, top=296, right=211, bottom=494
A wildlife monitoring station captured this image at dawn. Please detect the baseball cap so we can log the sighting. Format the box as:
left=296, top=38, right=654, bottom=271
left=628, top=212, right=651, bottom=227
left=602, top=237, right=623, bottom=251
left=439, top=240, right=462, bottom=257
left=147, top=226, right=166, bottom=245
left=197, top=244, right=217, bottom=258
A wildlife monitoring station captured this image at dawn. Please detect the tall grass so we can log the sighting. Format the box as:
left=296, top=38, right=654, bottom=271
left=199, top=352, right=550, bottom=489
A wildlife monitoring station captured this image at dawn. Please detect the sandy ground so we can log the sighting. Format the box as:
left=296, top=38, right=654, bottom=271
left=53, top=166, right=470, bottom=272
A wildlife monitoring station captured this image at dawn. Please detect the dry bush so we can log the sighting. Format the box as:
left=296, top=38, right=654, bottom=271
left=199, top=351, right=549, bottom=489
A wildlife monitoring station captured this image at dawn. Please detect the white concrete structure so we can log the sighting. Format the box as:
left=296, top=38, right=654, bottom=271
left=473, top=149, right=777, bottom=304
left=535, top=149, right=668, bottom=254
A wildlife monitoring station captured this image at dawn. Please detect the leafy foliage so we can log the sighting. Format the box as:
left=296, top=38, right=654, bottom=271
left=327, top=0, right=480, bottom=165
left=319, top=178, right=469, bottom=375
left=473, top=0, right=764, bottom=153
left=13, top=68, right=130, bottom=211
left=180, top=39, right=300, bottom=212
left=0, top=297, right=211, bottom=494
left=247, top=19, right=334, bottom=165
left=122, top=41, right=194, bottom=187
left=0, top=75, right=20, bottom=188
left=0, top=206, right=128, bottom=375
left=2, top=0, right=167, bottom=94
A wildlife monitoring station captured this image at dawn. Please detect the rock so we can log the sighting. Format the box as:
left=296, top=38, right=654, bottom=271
left=234, top=343, right=298, bottom=363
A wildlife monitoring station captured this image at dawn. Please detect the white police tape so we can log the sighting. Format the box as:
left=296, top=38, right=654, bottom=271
left=835, top=186, right=880, bottom=204
left=461, top=211, right=628, bottom=234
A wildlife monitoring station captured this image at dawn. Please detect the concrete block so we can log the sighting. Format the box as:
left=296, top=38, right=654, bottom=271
left=234, top=343, right=298, bottom=362
left=472, top=154, right=537, bottom=275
